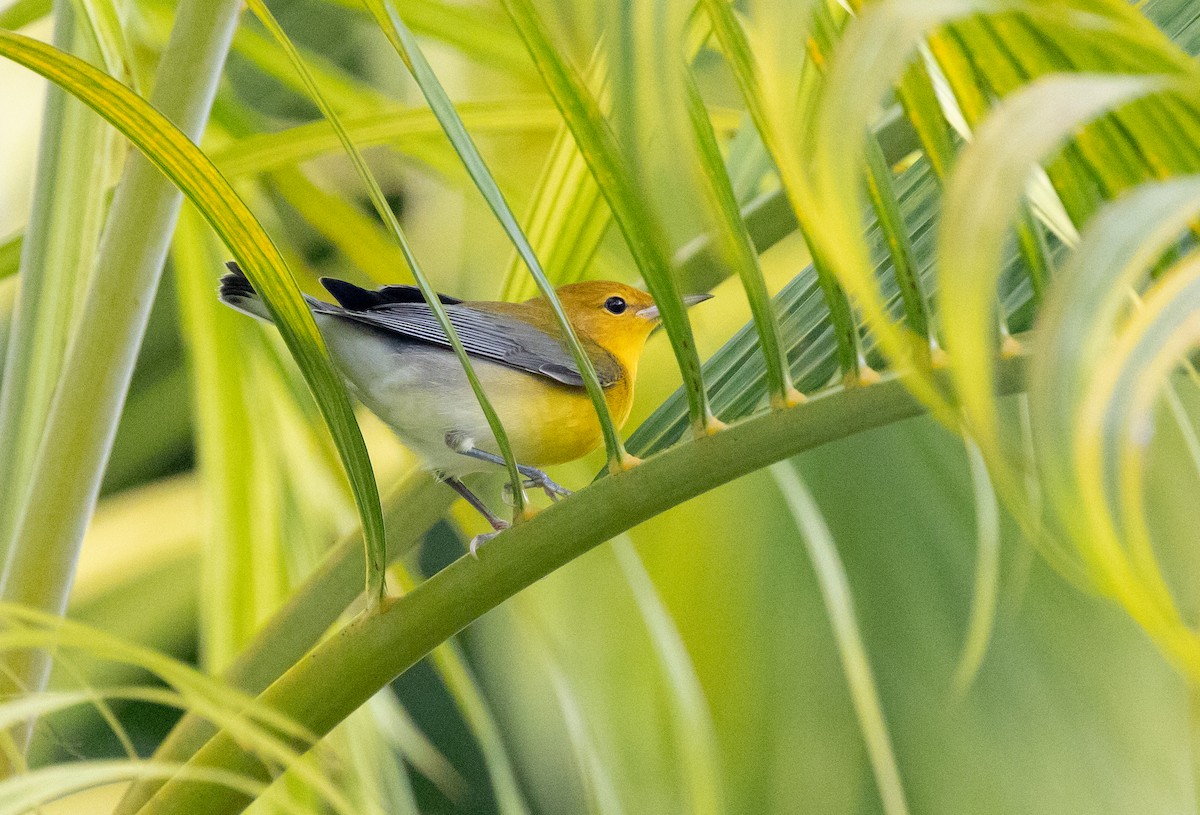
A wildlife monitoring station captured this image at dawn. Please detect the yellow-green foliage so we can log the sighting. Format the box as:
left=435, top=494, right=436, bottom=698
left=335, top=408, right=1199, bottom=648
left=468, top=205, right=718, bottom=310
left=2, top=1, right=1200, bottom=814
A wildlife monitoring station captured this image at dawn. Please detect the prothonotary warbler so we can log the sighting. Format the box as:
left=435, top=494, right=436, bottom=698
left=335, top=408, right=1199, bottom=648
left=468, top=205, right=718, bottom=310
left=218, top=263, right=711, bottom=545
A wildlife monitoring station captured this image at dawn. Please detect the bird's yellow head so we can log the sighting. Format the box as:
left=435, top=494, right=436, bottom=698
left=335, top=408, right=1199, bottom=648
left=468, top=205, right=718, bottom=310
left=546, top=281, right=658, bottom=368
left=535, top=281, right=711, bottom=377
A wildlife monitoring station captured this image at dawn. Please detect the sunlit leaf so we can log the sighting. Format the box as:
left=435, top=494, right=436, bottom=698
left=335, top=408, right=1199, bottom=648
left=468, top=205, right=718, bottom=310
left=0, top=27, right=386, bottom=612
left=940, top=74, right=1169, bottom=485
left=361, top=0, right=630, bottom=468
left=500, top=0, right=715, bottom=435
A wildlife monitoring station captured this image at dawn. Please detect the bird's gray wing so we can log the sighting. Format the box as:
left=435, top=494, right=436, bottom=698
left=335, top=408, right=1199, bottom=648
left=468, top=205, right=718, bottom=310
left=333, top=303, right=621, bottom=388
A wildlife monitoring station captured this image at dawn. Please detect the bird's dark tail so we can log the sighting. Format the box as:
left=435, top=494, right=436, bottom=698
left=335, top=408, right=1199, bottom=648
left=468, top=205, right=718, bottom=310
left=218, top=261, right=345, bottom=322
left=218, top=262, right=275, bottom=322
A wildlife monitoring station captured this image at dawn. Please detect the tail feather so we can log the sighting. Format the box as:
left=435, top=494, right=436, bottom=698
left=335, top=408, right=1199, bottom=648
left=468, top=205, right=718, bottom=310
left=320, top=276, right=463, bottom=310
left=218, top=261, right=342, bottom=321
left=218, top=262, right=274, bottom=322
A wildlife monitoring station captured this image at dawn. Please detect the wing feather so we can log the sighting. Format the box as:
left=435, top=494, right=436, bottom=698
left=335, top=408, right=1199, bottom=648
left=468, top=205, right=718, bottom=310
left=334, top=303, right=620, bottom=388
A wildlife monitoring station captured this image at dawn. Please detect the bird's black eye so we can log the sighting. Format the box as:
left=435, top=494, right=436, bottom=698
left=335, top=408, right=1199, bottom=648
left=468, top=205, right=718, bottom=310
left=604, top=296, right=627, bottom=315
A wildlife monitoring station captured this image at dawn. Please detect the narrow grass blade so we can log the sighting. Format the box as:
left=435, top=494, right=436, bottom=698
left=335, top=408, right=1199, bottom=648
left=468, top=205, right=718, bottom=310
left=213, top=98, right=561, bottom=179
left=809, top=3, right=933, bottom=356
left=361, top=0, right=631, bottom=466
left=245, top=0, right=531, bottom=520
left=863, top=135, right=932, bottom=351
left=0, top=23, right=386, bottom=613
left=229, top=12, right=392, bottom=111
left=1029, top=177, right=1200, bottom=668
left=172, top=206, right=262, bottom=671
left=895, top=57, right=956, bottom=180
left=137, top=0, right=390, bottom=113
left=266, top=167, right=412, bottom=286
left=613, top=542, right=723, bottom=815
left=323, top=0, right=533, bottom=78
left=366, top=691, right=467, bottom=803
left=769, top=462, right=910, bottom=815
left=429, top=642, right=531, bottom=815
left=53, top=635, right=143, bottom=764
left=0, top=604, right=360, bottom=813
left=0, top=761, right=271, bottom=815
left=0, top=686, right=188, bottom=732
left=69, top=0, right=138, bottom=90
left=1029, top=178, right=1200, bottom=510
left=951, top=436, right=1001, bottom=695
left=1013, top=201, right=1053, bottom=305
left=684, top=68, right=796, bottom=408
left=388, top=559, right=531, bottom=815
left=511, top=605, right=627, bottom=815
left=1106, top=269, right=1200, bottom=578
left=328, top=705, right=420, bottom=815
left=1074, top=255, right=1200, bottom=674
left=540, top=653, right=626, bottom=815
left=499, top=0, right=715, bottom=438
left=498, top=46, right=610, bottom=302
left=701, top=0, right=867, bottom=382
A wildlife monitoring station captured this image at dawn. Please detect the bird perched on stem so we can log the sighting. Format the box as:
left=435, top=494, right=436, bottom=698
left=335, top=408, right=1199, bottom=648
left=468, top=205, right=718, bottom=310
left=218, top=264, right=710, bottom=548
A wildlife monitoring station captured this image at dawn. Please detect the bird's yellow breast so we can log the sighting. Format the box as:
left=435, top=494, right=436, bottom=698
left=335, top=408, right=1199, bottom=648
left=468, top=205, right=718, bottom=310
left=482, top=363, right=634, bottom=465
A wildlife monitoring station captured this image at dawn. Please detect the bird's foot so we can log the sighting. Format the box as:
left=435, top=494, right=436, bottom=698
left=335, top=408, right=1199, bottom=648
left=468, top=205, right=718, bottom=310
left=469, top=518, right=510, bottom=558
left=522, top=468, right=572, bottom=502
left=501, top=471, right=572, bottom=504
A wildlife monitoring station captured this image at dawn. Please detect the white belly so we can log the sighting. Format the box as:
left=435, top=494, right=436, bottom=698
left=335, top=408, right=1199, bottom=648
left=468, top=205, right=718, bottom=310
left=317, top=316, right=600, bottom=477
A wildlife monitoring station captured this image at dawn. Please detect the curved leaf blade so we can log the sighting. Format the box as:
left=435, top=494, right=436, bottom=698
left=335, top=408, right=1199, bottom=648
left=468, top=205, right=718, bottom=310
left=363, top=0, right=631, bottom=467
left=243, top=0, right=531, bottom=522
left=940, top=73, right=1168, bottom=481
left=0, top=27, right=387, bottom=608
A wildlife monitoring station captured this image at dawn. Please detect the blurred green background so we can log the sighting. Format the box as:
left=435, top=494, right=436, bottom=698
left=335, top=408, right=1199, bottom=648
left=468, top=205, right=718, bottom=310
left=4, top=1, right=1200, bottom=813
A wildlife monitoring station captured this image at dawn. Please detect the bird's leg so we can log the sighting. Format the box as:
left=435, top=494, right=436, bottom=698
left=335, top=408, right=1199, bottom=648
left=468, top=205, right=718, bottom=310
left=439, top=473, right=509, bottom=557
left=444, top=433, right=573, bottom=501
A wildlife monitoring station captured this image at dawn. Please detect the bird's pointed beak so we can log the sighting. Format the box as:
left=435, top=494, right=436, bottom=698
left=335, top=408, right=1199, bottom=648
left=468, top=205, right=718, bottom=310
left=636, top=292, right=713, bottom=321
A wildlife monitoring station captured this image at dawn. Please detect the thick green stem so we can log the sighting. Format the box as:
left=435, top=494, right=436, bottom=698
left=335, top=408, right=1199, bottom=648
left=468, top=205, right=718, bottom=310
left=0, top=0, right=107, bottom=570
left=135, top=352, right=1028, bottom=815
left=114, top=472, right=450, bottom=815
left=0, top=0, right=240, bottom=731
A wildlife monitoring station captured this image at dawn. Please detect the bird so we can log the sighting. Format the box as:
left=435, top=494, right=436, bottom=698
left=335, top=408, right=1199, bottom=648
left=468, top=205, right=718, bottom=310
left=218, top=263, right=711, bottom=549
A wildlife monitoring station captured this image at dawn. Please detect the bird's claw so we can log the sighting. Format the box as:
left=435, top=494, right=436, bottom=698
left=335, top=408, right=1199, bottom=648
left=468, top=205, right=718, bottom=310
left=537, top=480, right=571, bottom=502
left=469, top=522, right=508, bottom=558
left=525, top=470, right=572, bottom=501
